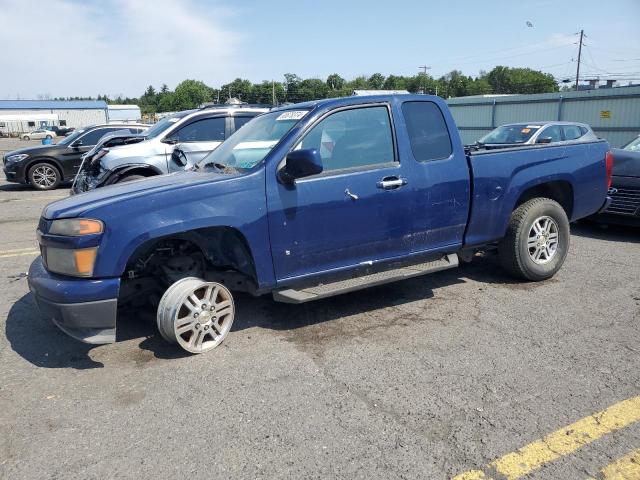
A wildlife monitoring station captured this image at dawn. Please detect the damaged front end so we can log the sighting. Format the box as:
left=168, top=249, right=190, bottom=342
left=71, top=133, right=145, bottom=195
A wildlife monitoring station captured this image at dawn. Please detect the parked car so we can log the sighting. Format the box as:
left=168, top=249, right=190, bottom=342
left=594, top=134, right=640, bottom=225
left=71, top=104, right=269, bottom=193
left=46, top=125, right=74, bottom=137
left=28, top=95, right=611, bottom=353
left=2, top=123, right=148, bottom=190
left=20, top=129, right=57, bottom=140
left=473, top=121, right=598, bottom=149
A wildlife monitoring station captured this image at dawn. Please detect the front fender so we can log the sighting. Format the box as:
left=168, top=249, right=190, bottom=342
left=86, top=169, right=276, bottom=289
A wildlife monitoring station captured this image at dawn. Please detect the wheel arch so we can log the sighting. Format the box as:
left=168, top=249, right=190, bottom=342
left=103, top=164, right=163, bottom=185
left=121, top=226, right=260, bottom=292
left=513, top=180, right=574, bottom=219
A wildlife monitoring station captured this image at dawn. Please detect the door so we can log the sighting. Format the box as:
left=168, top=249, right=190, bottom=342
left=267, top=104, right=415, bottom=282
left=166, top=116, right=227, bottom=171
left=399, top=101, right=470, bottom=252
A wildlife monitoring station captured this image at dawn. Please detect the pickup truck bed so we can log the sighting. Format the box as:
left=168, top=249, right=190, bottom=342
left=28, top=94, right=611, bottom=354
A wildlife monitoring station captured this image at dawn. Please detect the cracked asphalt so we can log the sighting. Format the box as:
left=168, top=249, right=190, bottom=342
left=1, top=138, right=639, bottom=479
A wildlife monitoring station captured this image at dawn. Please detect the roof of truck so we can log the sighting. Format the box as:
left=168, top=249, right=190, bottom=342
left=271, top=94, right=442, bottom=113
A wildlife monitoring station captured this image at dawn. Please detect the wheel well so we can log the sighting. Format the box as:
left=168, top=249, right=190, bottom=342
left=115, top=167, right=158, bottom=179
left=25, top=159, right=62, bottom=182
left=515, top=181, right=574, bottom=219
left=120, top=227, right=258, bottom=305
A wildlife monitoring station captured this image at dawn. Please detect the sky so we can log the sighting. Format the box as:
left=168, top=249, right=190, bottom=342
left=1, top=0, right=639, bottom=99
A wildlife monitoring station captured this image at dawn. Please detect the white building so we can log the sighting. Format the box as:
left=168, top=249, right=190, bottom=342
left=0, top=100, right=108, bottom=135
left=107, top=104, right=142, bottom=123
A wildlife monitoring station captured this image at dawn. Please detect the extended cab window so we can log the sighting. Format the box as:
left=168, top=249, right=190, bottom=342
left=172, top=117, right=226, bottom=142
left=298, top=106, right=394, bottom=172
left=401, top=101, right=452, bottom=161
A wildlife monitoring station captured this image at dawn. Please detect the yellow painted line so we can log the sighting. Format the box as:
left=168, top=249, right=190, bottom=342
left=453, top=395, right=640, bottom=480
left=0, top=249, right=40, bottom=259
left=601, top=447, right=640, bottom=479
left=452, top=470, right=486, bottom=479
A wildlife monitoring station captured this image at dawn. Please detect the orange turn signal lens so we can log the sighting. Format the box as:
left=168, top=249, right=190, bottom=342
left=78, top=219, right=103, bottom=235
left=74, top=248, right=98, bottom=276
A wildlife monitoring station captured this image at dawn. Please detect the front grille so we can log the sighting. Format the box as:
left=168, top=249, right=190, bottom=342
left=605, top=187, right=640, bottom=216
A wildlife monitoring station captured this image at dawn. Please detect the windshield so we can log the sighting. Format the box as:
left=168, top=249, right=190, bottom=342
left=196, top=110, right=308, bottom=172
left=478, top=124, right=541, bottom=144
left=57, top=128, right=86, bottom=145
left=143, top=114, right=188, bottom=139
left=623, top=136, right=640, bottom=152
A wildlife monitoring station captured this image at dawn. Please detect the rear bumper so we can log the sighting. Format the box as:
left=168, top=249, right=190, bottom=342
left=28, top=257, right=120, bottom=344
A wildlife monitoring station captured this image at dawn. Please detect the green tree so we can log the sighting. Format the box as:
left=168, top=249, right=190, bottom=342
left=486, top=66, right=558, bottom=94
left=173, top=79, right=214, bottom=109
left=326, top=73, right=345, bottom=91
left=367, top=73, right=386, bottom=89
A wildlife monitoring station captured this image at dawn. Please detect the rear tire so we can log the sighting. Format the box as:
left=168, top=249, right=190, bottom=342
left=498, top=197, right=570, bottom=281
left=28, top=162, right=61, bottom=190
left=116, top=174, right=146, bottom=183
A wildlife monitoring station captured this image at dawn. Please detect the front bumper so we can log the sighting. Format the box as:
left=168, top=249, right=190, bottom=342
left=3, top=164, right=23, bottom=183
left=28, top=256, right=120, bottom=344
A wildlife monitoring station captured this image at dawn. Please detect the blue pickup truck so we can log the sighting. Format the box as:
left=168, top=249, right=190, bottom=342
left=28, top=95, right=612, bottom=354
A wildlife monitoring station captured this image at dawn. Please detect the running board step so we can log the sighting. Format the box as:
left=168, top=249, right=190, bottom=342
left=273, top=254, right=459, bottom=304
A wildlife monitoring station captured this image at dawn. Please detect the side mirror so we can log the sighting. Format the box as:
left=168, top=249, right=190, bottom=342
left=162, top=136, right=179, bottom=145
left=279, top=149, right=323, bottom=184
left=536, top=137, right=553, bottom=144
left=171, top=147, right=188, bottom=167
left=70, top=140, right=83, bottom=148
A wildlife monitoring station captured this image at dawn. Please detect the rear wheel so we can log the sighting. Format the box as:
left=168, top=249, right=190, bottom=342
left=157, top=277, right=235, bottom=354
left=23, top=136, right=30, bottom=140
left=28, top=163, right=61, bottom=190
left=45, top=135, right=52, bottom=139
left=498, top=198, right=570, bottom=281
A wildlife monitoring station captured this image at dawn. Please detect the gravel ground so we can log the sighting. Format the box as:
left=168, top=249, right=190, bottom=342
left=0, top=137, right=638, bottom=479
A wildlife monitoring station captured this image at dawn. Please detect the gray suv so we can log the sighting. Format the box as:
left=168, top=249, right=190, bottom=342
left=72, top=105, right=269, bottom=193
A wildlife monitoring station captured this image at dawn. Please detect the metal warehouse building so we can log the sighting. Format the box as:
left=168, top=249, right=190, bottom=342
left=0, top=100, right=108, bottom=135
left=447, top=85, right=640, bottom=148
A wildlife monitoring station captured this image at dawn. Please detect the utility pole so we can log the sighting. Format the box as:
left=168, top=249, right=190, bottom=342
left=418, top=65, right=431, bottom=94
left=575, top=29, right=584, bottom=91
left=272, top=80, right=276, bottom=106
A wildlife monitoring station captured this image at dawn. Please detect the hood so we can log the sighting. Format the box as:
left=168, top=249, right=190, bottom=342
left=611, top=148, right=640, bottom=178
left=3, top=143, right=67, bottom=158
left=43, top=170, right=235, bottom=219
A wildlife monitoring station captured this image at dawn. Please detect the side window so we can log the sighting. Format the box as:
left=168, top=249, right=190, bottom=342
left=78, top=128, right=118, bottom=146
left=539, top=125, right=562, bottom=142
left=297, top=106, right=394, bottom=172
left=562, top=125, right=584, bottom=141
left=28, top=121, right=35, bottom=127
left=59, top=120, right=67, bottom=126
left=234, top=116, right=255, bottom=131
left=174, top=117, right=226, bottom=142
left=401, top=101, right=452, bottom=162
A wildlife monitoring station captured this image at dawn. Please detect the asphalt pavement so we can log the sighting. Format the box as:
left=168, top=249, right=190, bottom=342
left=0, top=140, right=638, bottom=479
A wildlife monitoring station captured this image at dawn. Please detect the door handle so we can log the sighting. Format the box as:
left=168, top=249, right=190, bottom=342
left=344, top=188, right=359, bottom=200
left=376, top=177, right=408, bottom=190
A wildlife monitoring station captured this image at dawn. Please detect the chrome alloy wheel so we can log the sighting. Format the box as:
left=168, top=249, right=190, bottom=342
left=527, top=216, right=559, bottom=265
left=157, top=277, right=235, bottom=354
left=32, top=165, right=57, bottom=188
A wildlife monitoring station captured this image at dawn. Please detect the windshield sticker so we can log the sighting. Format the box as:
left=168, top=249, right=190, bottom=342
left=167, top=118, right=180, bottom=123
left=276, top=111, right=307, bottom=121
left=233, top=140, right=278, bottom=150
left=525, top=125, right=541, bottom=129
left=521, top=128, right=531, bottom=134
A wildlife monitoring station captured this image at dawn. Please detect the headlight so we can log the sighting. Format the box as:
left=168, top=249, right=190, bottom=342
left=45, top=247, right=98, bottom=277
left=5, top=153, right=29, bottom=163
left=49, top=218, right=104, bottom=236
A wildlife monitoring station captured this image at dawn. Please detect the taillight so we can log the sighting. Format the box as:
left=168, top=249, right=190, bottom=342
left=605, top=150, right=614, bottom=189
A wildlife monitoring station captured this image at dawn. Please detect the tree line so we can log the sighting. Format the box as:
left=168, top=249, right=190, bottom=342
left=55, top=66, right=559, bottom=114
